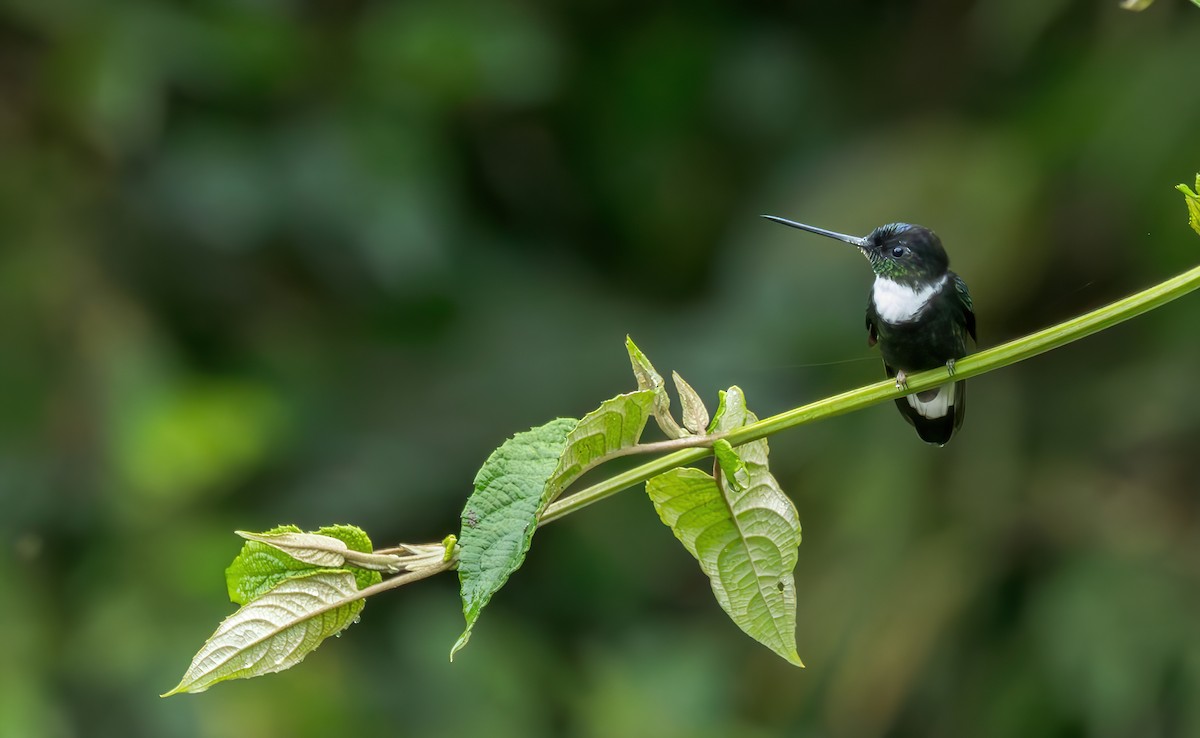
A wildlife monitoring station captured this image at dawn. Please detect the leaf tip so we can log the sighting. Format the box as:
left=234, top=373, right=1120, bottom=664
left=160, top=681, right=188, bottom=698
left=449, top=630, right=471, bottom=662
left=624, top=335, right=645, bottom=362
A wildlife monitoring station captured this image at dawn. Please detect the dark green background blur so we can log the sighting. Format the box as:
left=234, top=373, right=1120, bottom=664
left=3, top=0, right=1200, bottom=736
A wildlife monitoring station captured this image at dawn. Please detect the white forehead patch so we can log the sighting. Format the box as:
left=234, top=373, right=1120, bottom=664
left=872, top=275, right=946, bottom=324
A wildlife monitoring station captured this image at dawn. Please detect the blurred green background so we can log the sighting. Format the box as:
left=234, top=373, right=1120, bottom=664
left=2, top=0, right=1200, bottom=736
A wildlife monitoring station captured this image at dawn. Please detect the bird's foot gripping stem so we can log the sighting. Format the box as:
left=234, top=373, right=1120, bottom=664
left=945, top=358, right=957, bottom=376
left=894, top=370, right=909, bottom=391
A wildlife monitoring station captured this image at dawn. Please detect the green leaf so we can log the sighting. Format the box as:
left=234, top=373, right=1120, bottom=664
left=236, top=530, right=408, bottom=573
left=543, top=390, right=657, bottom=506
left=235, top=530, right=352, bottom=567
left=1177, top=175, right=1200, bottom=237
left=226, top=525, right=381, bottom=605
left=712, top=439, right=749, bottom=492
left=626, top=335, right=686, bottom=438
left=454, top=418, right=577, bottom=659
left=163, top=571, right=365, bottom=696
left=454, top=392, right=655, bottom=659
left=706, top=387, right=730, bottom=434
left=672, top=371, right=709, bottom=435
left=708, top=387, right=767, bottom=467
left=646, top=386, right=803, bottom=666
left=1118, top=0, right=1155, bottom=10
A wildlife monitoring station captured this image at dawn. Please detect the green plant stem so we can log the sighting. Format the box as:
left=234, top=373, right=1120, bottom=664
left=356, top=556, right=457, bottom=598
left=610, top=433, right=728, bottom=458
left=540, top=262, right=1200, bottom=525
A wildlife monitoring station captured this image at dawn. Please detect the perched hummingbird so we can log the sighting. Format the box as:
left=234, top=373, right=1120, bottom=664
left=763, top=216, right=976, bottom=446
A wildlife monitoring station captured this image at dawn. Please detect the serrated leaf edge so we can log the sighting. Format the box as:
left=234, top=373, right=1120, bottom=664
left=452, top=419, right=577, bottom=661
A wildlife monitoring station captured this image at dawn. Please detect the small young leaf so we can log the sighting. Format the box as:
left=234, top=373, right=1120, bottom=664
left=226, top=525, right=381, bottom=605
left=1177, top=175, right=1200, bottom=237
left=162, top=571, right=365, bottom=696
left=235, top=530, right=350, bottom=568
left=454, top=418, right=577, bottom=659
left=1119, top=0, right=1155, bottom=10
left=672, top=371, right=709, bottom=435
left=626, top=335, right=665, bottom=401
left=712, top=439, right=749, bottom=492
left=543, top=390, right=656, bottom=506
left=707, top=388, right=730, bottom=434
left=647, top=386, right=803, bottom=666
left=626, top=336, right=686, bottom=439
left=709, top=387, right=767, bottom=466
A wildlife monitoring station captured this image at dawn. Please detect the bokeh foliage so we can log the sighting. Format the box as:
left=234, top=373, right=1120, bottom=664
left=2, top=0, right=1199, bottom=736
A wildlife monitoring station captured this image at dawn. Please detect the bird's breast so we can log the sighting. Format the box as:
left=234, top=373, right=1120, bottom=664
left=871, top=275, right=945, bottom=324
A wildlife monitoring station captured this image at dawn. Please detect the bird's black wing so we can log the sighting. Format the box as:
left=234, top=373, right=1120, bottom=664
left=865, top=300, right=879, bottom=347
left=950, top=273, right=973, bottom=443
left=954, top=274, right=976, bottom=343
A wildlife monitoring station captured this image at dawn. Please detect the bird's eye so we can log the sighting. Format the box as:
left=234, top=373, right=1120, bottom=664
left=891, top=246, right=905, bottom=258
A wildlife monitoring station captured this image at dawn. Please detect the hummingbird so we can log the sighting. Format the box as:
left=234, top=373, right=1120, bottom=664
left=763, top=215, right=976, bottom=446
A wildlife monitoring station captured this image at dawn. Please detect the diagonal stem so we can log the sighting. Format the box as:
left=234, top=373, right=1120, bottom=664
left=539, top=262, right=1200, bottom=525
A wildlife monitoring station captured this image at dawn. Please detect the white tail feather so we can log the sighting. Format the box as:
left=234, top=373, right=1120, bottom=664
left=905, top=382, right=955, bottom=419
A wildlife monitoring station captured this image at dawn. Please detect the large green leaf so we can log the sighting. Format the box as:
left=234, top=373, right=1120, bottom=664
left=646, top=387, right=803, bottom=666
left=225, top=524, right=381, bottom=605
left=454, top=418, right=577, bottom=659
left=163, top=571, right=365, bottom=695
left=454, top=391, right=656, bottom=659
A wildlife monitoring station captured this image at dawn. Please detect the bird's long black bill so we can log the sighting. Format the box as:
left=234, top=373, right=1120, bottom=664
left=761, top=215, right=869, bottom=248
